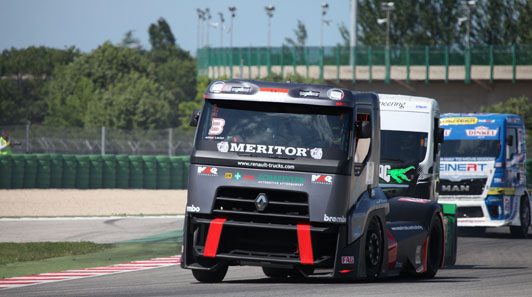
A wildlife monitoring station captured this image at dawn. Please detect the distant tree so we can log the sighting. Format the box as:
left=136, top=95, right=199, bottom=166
left=284, top=20, right=308, bottom=48
left=120, top=30, right=142, bottom=50
left=517, top=1, right=532, bottom=44
left=44, top=42, right=153, bottom=127
left=338, top=22, right=350, bottom=48
left=474, top=0, right=520, bottom=46
left=149, top=18, right=176, bottom=50
left=85, top=72, right=171, bottom=129
left=177, top=76, right=211, bottom=131
left=0, top=46, right=79, bottom=125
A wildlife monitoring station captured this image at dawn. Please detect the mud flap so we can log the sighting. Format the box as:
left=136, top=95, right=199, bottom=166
left=441, top=203, right=457, bottom=266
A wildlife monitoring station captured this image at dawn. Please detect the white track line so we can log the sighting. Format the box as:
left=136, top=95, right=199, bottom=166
left=0, top=255, right=181, bottom=290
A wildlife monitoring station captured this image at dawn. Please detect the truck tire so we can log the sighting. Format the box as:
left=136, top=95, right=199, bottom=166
left=365, top=216, right=383, bottom=280
left=421, top=215, right=444, bottom=278
left=510, top=197, right=530, bottom=239
left=262, top=267, right=289, bottom=278
left=191, top=264, right=228, bottom=283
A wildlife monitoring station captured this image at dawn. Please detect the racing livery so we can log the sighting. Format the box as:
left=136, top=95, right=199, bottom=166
left=439, top=113, right=530, bottom=237
left=181, top=80, right=447, bottom=282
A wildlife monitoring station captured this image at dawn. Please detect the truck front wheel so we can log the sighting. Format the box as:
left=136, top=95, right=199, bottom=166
left=510, top=197, right=530, bottom=239
left=421, top=215, right=444, bottom=278
left=191, top=264, right=228, bottom=283
left=365, top=216, right=383, bottom=280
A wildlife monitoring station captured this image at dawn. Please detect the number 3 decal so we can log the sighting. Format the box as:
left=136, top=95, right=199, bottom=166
left=208, top=118, right=225, bottom=135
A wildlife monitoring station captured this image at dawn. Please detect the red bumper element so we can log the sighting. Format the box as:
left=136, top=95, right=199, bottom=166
left=387, top=230, right=398, bottom=270
left=297, top=223, right=314, bottom=265
left=203, top=218, right=227, bottom=258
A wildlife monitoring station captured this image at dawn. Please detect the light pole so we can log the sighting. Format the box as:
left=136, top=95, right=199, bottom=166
left=196, top=8, right=205, bottom=50
left=228, top=6, right=236, bottom=49
left=378, top=2, right=394, bottom=83
left=205, top=8, right=211, bottom=47
left=460, top=0, right=476, bottom=49
left=218, top=12, right=225, bottom=48
left=265, top=5, right=275, bottom=48
left=320, top=3, right=331, bottom=49
left=379, top=2, right=394, bottom=49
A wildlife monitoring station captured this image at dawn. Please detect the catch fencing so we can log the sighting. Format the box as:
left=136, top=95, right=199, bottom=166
left=1, top=124, right=195, bottom=156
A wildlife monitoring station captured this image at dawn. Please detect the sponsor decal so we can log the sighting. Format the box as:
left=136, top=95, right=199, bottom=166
left=225, top=172, right=254, bottom=180
left=444, top=128, right=452, bottom=137
left=398, top=197, right=431, bottom=203
left=416, top=105, right=428, bottom=109
left=237, top=161, right=295, bottom=170
left=312, top=174, right=333, bottom=184
left=380, top=101, right=405, bottom=109
left=504, top=196, right=511, bottom=215
left=186, top=204, right=201, bottom=213
left=379, top=165, right=415, bottom=184
left=478, top=119, right=495, bottom=123
left=299, top=90, right=320, bottom=97
left=258, top=174, right=304, bottom=187
left=441, top=185, right=470, bottom=192
left=465, top=126, right=498, bottom=137
left=225, top=173, right=232, bottom=179
left=217, top=141, right=323, bottom=159
left=440, top=117, right=478, bottom=125
left=323, top=213, right=346, bottom=223
left=341, top=256, right=355, bottom=264
left=208, top=118, right=225, bottom=135
left=390, top=225, right=423, bottom=231
left=197, top=167, right=218, bottom=176
left=231, top=86, right=251, bottom=93
left=440, top=163, right=489, bottom=173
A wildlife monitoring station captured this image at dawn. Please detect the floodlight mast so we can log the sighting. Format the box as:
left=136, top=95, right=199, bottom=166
left=265, top=5, right=275, bottom=49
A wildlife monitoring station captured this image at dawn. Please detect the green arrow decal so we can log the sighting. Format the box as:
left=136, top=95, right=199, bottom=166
left=387, top=166, right=415, bottom=184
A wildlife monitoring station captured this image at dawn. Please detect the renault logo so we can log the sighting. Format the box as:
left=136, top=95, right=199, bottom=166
left=255, top=193, right=268, bottom=211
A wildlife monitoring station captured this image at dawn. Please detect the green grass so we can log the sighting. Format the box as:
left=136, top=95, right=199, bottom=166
left=0, top=242, right=113, bottom=266
left=0, top=231, right=183, bottom=279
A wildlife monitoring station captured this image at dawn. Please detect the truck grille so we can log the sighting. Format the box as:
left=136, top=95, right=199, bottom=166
left=213, top=187, right=309, bottom=223
left=439, top=178, right=487, bottom=196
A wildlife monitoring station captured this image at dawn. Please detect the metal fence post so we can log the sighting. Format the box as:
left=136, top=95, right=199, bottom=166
left=406, top=46, right=410, bottom=84
left=385, top=46, right=391, bottom=84
left=512, top=45, right=516, bottom=83
left=368, top=46, right=372, bottom=83
left=25, top=121, right=30, bottom=153
left=445, top=46, right=449, bottom=83
left=425, top=46, right=429, bottom=84
left=280, top=47, right=284, bottom=78
left=319, top=47, right=324, bottom=80
left=336, top=45, right=340, bottom=83
left=292, top=48, right=296, bottom=76
left=465, top=47, right=471, bottom=84
left=267, top=47, right=271, bottom=77
left=248, top=47, right=252, bottom=79
left=352, top=46, right=356, bottom=83
left=168, top=128, right=173, bottom=156
left=305, top=47, right=309, bottom=78
left=489, top=45, right=494, bottom=84
left=101, top=126, right=106, bottom=155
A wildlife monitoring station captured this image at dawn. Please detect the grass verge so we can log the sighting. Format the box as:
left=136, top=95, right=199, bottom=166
left=0, top=242, right=180, bottom=279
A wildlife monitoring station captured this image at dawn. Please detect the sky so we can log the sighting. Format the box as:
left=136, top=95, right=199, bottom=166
left=1, top=0, right=352, bottom=56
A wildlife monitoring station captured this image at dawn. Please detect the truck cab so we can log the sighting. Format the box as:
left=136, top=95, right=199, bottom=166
left=181, top=80, right=446, bottom=282
left=438, top=113, right=530, bottom=237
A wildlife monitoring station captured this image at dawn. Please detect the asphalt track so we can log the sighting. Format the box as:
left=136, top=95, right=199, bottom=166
left=2, top=218, right=532, bottom=297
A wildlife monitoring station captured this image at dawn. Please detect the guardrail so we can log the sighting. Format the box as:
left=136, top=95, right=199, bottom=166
left=197, top=45, right=532, bottom=83
left=0, top=154, right=190, bottom=190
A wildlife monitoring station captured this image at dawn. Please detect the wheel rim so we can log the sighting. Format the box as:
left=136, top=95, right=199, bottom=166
left=366, top=219, right=382, bottom=270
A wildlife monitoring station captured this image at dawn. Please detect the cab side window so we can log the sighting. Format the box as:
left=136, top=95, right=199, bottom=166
left=354, top=109, right=372, bottom=163
left=506, top=128, right=517, bottom=159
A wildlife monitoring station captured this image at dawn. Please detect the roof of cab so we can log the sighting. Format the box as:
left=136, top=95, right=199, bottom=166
left=203, top=79, right=376, bottom=108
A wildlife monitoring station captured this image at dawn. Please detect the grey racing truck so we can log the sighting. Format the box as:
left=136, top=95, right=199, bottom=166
left=181, top=80, right=448, bottom=282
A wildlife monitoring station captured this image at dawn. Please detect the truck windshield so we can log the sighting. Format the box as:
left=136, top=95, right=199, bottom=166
left=196, top=100, right=352, bottom=160
left=381, top=130, right=428, bottom=164
left=441, top=139, right=501, bottom=158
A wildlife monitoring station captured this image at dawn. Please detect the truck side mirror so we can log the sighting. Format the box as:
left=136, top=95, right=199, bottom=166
left=357, top=121, right=371, bottom=138
left=189, top=110, right=201, bottom=127
left=437, top=127, right=445, bottom=144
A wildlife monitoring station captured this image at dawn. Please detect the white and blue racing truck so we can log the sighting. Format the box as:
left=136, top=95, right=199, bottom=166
left=438, top=113, right=530, bottom=238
